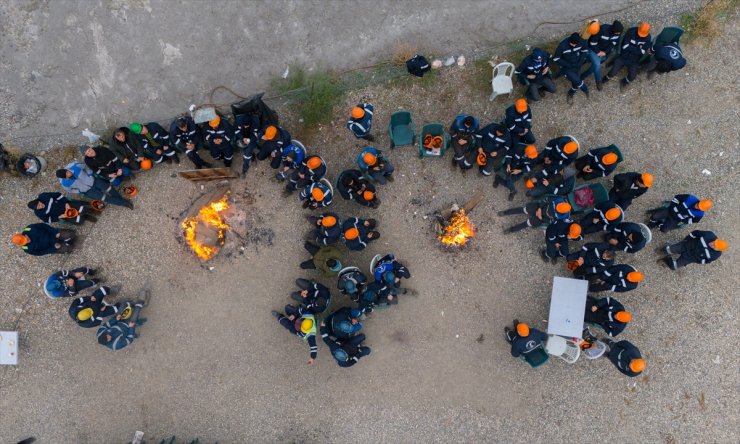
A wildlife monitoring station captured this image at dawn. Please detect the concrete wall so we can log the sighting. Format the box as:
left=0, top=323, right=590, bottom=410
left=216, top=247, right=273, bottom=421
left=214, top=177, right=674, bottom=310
left=0, top=0, right=699, bottom=150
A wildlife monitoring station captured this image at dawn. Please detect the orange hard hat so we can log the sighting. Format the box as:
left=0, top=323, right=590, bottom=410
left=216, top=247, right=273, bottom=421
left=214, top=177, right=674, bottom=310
left=602, top=152, right=618, bottom=165
left=516, top=323, right=530, bottom=337
left=431, top=136, right=443, bottom=149
left=637, top=22, right=651, bottom=38
left=713, top=239, right=728, bottom=251
left=362, top=152, right=377, bottom=166
left=524, top=144, right=538, bottom=159
left=615, top=311, right=632, bottom=323
left=344, top=227, right=359, bottom=240
left=321, top=216, right=336, bottom=227
left=563, top=141, right=578, bottom=154
left=363, top=190, right=375, bottom=201
left=525, top=179, right=535, bottom=189
left=568, top=223, right=582, bottom=239
left=351, top=106, right=365, bottom=119
left=697, top=199, right=713, bottom=211
left=629, top=358, right=646, bottom=373
left=208, top=115, right=221, bottom=128
left=311, top=187, right=325, bottom=202
left=640, top=173, right=654, bottom=187
left=264, top=125, right=278, bottom=140
left=605, top=207, right=621, bottom=221
left=306, top=156, right=321, bottom=170
left=515, top=98, right=528, bottom=113
left=627, top=271, right=643, bottom=283
left=124, top=186, right=138, bottom=196
left=477, top=152, right=487, bottom=166
left=11, top=233, right=28, bottom=246
left=587, top=21, right=601, bottom=35
left=423, top=134, right=433, bottom=147
left=140, top=158, right=152, bottom=171
left=556, top=202, right=572, bottom=214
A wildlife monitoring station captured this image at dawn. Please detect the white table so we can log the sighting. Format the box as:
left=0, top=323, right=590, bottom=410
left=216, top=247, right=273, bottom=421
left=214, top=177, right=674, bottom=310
left=0, top=331, right=18, bottom=365
left=548, top=277, right=588, bottom=339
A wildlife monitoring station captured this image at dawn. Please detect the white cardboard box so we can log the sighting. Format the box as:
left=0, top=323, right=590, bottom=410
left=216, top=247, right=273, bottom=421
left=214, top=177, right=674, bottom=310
left=0, top=331, right=19, bottom=365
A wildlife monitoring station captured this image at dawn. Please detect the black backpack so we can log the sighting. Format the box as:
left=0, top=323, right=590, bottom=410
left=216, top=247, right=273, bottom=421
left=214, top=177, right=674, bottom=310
left=406, top=54, right=431, bottom=77
left=231, top=92, right=280, bottom=129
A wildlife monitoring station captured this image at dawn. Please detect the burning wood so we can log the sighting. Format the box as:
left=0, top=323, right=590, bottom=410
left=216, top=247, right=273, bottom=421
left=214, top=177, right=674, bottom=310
left=438, top=208, right=476, bottom=247
left=182, top=194, right=231, bottom=261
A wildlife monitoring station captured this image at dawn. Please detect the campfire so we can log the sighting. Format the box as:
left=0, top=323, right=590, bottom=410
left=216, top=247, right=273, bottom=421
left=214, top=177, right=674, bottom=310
left=438, top=208, right=476, bottom=247
left=434, top=191, right=483, bottom=248
left=181, top=189, right=231, bottom=261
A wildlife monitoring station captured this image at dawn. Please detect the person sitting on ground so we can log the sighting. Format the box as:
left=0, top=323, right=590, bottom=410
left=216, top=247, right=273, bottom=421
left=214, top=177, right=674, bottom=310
left=347, top=101, right=375, bottom=142
left=169, top=115, right=211, bottom=169
left=271, top=305, right=318, bottom=365
left=56, top=163, right=133, bottom=209
left=493, top=143, right=538, bottom=201
left=96, top=296, right=147, bottom=351
left=581, top=20, right=623, bottom=89
left=28, top=192, right=97, bottom=224
left=574, top=146, right=620, bottom=180
left=83, top=145, right=130, bottom=185
left=108, top=127, right=143, bottom=171
left=372, top=254, right=411, bottom=297
left=289, top=278, right=331, bottom=314
left=553, top=32, right=590, bottom=103
left=299, top=180, right=333, bottom=210
left=356, top=147, right=394, bottom=185
left=44, top=267, right=98, bottom=299
left=579, top=201, right=623, bottom=235
left=604, top=22, right=652, bottom=90
left=203, top=115, right=235, bottom=168
left=505, top=98, right=535, bottom=146
left=69, top=286, right=130, bottom=328
left=660, top=230, right=727, bottom=270
left=539, top=136, right=579, bottom=168
left=609, top=172, right=653, bottom=210
left=514, top=48, right=556, bottom=101
left=275, top=142, right=306, bottom=182
left=476, top=123, right=511, bottom=178
left=320, top=317, right=371, bottom=368
left=337, top=267, right=367, bottom=303
left=287, top=155, right=326, bottom=193
left=323, top=307, right=363, bottom=340
left=342, top=217, right=380, bottom=251
left=606, top=339, right=645, bottom=377
left=499, top=199, right=572, bottom=233
left=233, top=113, right=260, bottom=175
left=357, top=280, right=395, bottom=313
left=584, top=295, right=631, bottom=337
left=449, top=114, right=480, bottom=170
left=504, top=320, right=548, bottom=358
left=588, top=264, right=643, bottom=293
left=542, top=220, right=582, bottom=263
left=336, top=169, right=379, bottom=208
left=130, top=121, right=179, bottom=165
left=300, top=242, right=343, bottom=277
left=647, top=39, right=687, bottom=78
left=647, top=194, right=711, bottom=232
left=256, top=124, right=291, bottom=169
left=11, top=223, right=75, bottom=256
left=566, top=242, right=615, bottom=279
left=526, top=166, right=575, bottom=198
left=307, top=212, right=342, bottom=246
left=604, top=222, right=647, bottom=253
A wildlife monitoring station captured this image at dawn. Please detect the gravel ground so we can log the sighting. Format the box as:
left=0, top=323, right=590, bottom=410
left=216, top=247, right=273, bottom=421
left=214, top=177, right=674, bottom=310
left=1, top=5, right=738, bottom=444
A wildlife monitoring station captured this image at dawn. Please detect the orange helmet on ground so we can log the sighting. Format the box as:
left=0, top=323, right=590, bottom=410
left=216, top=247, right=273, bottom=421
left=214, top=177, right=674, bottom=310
left=140, top=158, right=152, bottom=171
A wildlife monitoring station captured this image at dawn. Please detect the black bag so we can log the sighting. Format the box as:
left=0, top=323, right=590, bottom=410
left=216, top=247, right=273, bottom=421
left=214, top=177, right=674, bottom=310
left=406, top=54, right=431, bottom=77
left=231, top=93, right=280, bottom=129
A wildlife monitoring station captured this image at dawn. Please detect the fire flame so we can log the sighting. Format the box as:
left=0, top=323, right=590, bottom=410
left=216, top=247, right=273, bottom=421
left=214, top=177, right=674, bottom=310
left=439, top=209, right=476, bottom=247
left=182, top=196, right=230, bottom=261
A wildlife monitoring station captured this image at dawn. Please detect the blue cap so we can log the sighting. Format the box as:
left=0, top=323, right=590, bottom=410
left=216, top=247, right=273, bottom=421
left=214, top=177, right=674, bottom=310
left=350, top=308, right=362, bottom=318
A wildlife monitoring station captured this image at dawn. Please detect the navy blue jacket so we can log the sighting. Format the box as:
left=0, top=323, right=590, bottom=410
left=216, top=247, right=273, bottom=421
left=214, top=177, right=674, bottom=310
left=134, top=122, right=170, bottom=156
left=606, top=222, right=646, bottom=253
left=653, top=42, right=686, bottom=71
left=668, top=194, right=704, bottom=225
left=342, top=217, right=372, bottom=251
left=542, top=136, right=578, bottom=167
left=347, top=103, right=374, bottom=138
left=590, top=264, right=639, bottom=293
left=515, top=48, right=551, bottom=83
left=588, top=23, right=621, bottom=55
left=608, top=340, right=643, bottom=377
left=503, top=143, right=537, bottom=175
left=580, top=146, right=619, bottom=177
left=619, top=27, right=652, bottom=63
left=169, top=116, right=203, bottom=149
left=259, top=126, right=291, bottom=154
left=19, top=223, right=58, bottom=256
left=553, top=36, right=588, bottom=70
left=203, top=119, right=234, bottom=148
left=450, top=115, right=479, bottom=140
left=32, top=192, right=68, bottom=223
left=234, top=114, right=260, bottom=144
left=320, top=324, right=368, bottom=367
left=477, top=123, right=511, bottom=157
left=505, top=105, right=532, bottom=135
left=567, top=242, right=614, bottom=275
left=584, top=296, right=628, bottom=337
left=510, top=328, right=548, bottom=357
left=546, top=218, right=576, bottom=250
left=295, top=156, right=327, bottom=183
left=610, top=172, right=648, bottom=203
left=581, top=201, right=623, bottom=231
left=681, top=230, right=722, bottom=264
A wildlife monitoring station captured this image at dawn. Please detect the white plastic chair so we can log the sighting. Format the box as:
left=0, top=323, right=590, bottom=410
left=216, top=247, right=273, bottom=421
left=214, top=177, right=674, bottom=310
left=545, top=335, right=581, bottom=364
left=489, top=62, right=515, bottom=101
left=582, top=340, right=607, bottom=360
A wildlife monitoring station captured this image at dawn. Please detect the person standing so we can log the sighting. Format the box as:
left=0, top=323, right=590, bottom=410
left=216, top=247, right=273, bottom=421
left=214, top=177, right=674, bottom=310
left=584, top=295, right=631, bottom=337
left=588, top=264, right=643, bottom=293
left=660, top=230, right=727, bottom=270
left=609, top=172, right=653, bottom=210
left=647, top=194, right=712, bottom=232
left=606, top=340, right=645, bottom=377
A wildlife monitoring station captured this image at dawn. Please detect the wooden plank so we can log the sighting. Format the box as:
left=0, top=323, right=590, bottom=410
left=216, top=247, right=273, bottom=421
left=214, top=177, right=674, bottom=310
left=179, top=168, right=238, bottom=182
